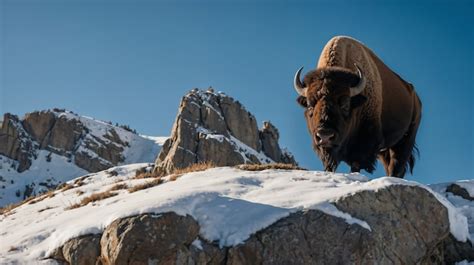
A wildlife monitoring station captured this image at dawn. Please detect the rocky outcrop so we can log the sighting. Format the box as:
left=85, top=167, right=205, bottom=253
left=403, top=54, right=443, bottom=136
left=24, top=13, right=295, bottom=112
left=0, top=113, right=37, bottom=172
left=0, top=109, right=131, bottom=173
left=154, top=89, right=296, bottom=175
left=447, top=183, right=474, bottom=201
left=51, top=184, right=463, bottom=264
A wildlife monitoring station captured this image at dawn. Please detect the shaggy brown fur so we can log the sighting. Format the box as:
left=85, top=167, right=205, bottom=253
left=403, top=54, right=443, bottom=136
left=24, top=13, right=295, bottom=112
left=296, top=36, right=422, bottom=178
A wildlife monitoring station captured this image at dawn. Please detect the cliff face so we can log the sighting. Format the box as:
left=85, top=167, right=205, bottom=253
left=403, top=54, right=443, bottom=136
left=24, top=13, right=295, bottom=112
left=1, top=109, right=130, bottom=173
left=154, top=89, right=296, bottom=175
left=0, top=109, right=165, bottom=206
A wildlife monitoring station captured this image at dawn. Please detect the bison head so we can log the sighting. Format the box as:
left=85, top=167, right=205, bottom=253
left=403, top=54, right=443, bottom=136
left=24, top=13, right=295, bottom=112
left=294, top=65, right=367, bottom=171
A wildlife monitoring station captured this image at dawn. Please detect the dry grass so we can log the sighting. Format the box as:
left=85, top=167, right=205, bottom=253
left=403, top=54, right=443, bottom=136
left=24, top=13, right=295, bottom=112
left=67, top=191, right=118, bottom=210
left=127, top=178, right=163, bottom=193
left=60, top=183, right=75, bottom=192
left=0, top=175, right=91, bottom=215
left=27, top=190, right=56, bottom=205
left=0, top=194, right=40, bottom=215
left=135, top=161, right=216, bottom=180
left=108, top=183, right=128, bottom=191
left=236, top=163, right=306, bottom=171
left=172, top=161, right=216, bottom=175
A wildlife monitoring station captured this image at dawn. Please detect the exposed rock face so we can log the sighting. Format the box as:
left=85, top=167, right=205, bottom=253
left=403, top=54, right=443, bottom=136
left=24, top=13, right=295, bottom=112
left=0, top=109, right=165, bottom=207
left=0, top=113, right=37, bottom=172
left=0, top=110, right=130, bottom=173
left=447, top=183, right=474, bottom=201
left=154, top=89, right=296, bottom=175
left=53, top=185, right=460, bottom=264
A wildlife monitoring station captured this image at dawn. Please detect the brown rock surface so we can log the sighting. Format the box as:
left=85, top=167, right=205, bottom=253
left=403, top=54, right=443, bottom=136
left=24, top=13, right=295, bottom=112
left=100, top=212, right=200, bottom=265
left=154, top=89, right=297, bottom=175
left=52, top=184, right=455, bottom=264
left=0, top=110, right=130, bottom=173
left=0, top=113, right=36, bottom=172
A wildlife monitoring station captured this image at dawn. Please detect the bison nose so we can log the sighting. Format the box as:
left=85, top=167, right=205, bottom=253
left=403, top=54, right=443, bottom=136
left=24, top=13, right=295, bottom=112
left=316, top=129, right=336, bottom=146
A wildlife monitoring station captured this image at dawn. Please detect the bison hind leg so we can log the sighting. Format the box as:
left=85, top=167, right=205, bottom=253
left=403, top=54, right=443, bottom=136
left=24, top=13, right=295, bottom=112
left=387, top=127, right=420, bottom=178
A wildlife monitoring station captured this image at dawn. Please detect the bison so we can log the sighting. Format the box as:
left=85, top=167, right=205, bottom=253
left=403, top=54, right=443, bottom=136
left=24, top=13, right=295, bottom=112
left=294, top=36, right=422, bottom=178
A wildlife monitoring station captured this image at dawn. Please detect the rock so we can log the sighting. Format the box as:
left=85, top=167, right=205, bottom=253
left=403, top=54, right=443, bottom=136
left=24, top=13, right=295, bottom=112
left=259, top=121, right=295, bottom=163
left=219, top=96, right=260, bottom=150
left=63, top=234, right=101, bottom=265
left=100, top=212, right=200, bottom=265
left=0, top=110, right=130, bottom=173
left=154, top=89, right=297, bottom=175
left=446, top=183, right=474, bottom=201
left=229, top=185, right=450, bottom=264
left=443, top=234, right=474, bottom=264
left=0, top=113, right=36, bottom=172
left=22, top=111, right=56, bottom=147
left=53, top=184, right=455, bottom=264
left=49, top=234, right=101, bottom=265
left=442, top=184, right=474, bottom=263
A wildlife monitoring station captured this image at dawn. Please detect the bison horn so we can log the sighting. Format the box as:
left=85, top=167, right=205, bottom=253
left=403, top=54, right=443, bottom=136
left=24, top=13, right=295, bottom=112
left=350, top=64, right=366, bottom=97
left=294, top=66, right=307, bottom=96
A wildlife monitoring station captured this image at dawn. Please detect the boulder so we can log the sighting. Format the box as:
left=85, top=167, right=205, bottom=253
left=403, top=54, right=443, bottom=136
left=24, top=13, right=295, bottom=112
left=100, top=212, right=200, bottom=265
left=53, top=184, right=456, bottom=264
left=49, top=234, right=101, bottom=265
left=154, top=89, right=297, bottom=175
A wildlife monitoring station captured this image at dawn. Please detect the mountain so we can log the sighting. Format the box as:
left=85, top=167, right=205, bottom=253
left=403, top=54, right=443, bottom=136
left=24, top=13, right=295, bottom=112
left=0, top=109, right=167, bottom=206
left=0, top=164, right=472, bottom=264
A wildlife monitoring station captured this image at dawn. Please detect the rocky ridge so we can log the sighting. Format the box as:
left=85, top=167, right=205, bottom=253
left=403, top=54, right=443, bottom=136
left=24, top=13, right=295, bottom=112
left=154, top=89, right=296, bottom=175
left=2, top=109, right=135, bottom=173
left=0, top=109, right=165, bottom=206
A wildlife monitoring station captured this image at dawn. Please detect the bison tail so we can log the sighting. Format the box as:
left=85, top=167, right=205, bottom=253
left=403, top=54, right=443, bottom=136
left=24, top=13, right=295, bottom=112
left=408, top=143, right=419, bottom=175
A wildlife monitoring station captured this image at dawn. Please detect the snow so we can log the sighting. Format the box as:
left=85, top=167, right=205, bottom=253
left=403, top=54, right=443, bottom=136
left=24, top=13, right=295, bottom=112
left=430, top=180, right=474, bottom=242
left=58, top=111, right=166, bottom=166
left=0, top=165, right=470, bottom=264
left=0, top=152, right=88, bottom=207
left=0, top=110, right=167, bottom=207
left=456, top=261, right=474, bottom=265
left=456, top=180, right=474, bottom=197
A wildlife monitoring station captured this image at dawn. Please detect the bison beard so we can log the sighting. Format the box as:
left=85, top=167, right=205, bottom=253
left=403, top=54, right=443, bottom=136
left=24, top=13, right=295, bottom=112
left=315, top=147, right=339, bottom=172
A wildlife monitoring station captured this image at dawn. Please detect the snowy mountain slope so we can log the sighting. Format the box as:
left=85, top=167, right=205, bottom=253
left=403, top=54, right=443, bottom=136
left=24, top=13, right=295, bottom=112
left=0, top=109, right=167, bottom=207
left=0, top=165, right=470, bottom=263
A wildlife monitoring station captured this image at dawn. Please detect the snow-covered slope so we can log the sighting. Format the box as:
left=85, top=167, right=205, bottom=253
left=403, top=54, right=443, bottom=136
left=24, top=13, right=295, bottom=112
left=0, top=110, right=167, bottom=207
left=0, top=165, right=470, bottom=263
left=430, top=180, right=474, bottom=241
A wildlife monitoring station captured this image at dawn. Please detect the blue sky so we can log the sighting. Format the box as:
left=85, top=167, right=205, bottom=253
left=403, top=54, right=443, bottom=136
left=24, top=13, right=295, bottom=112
left=1, top=0, right=473, bottom=183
